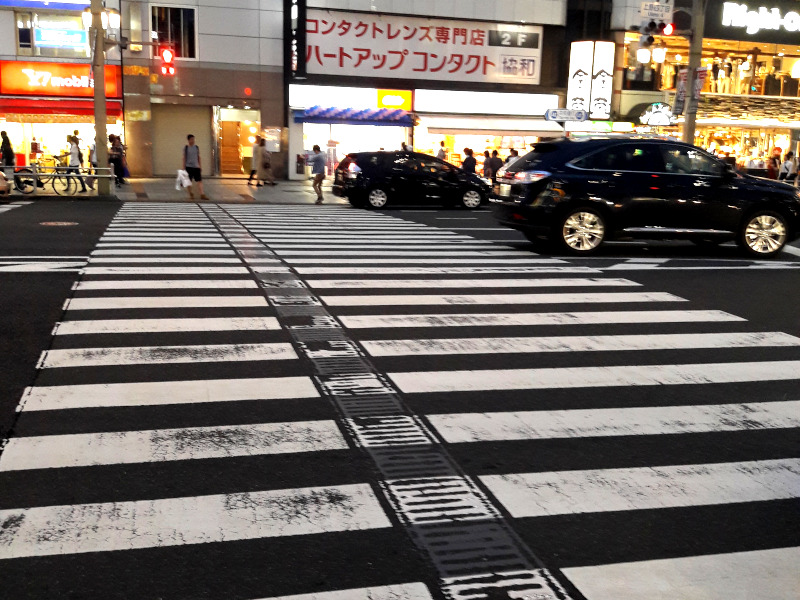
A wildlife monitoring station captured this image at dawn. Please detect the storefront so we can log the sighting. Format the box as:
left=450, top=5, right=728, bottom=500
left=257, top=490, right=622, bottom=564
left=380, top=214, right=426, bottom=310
left=0, top=60, right=123, bottom=166
left=620, top=0, right=800, bottom=159
left=288, top=8, right=565, bottom=179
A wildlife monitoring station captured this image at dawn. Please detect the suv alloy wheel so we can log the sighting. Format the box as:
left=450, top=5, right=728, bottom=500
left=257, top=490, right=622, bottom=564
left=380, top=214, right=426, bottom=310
left=556, top=207, right=606, bottom=254
left=738, top=210, right=788, bottom=257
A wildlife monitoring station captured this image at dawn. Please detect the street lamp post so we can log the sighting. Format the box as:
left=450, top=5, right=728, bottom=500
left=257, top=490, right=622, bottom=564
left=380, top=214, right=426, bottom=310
left=90, top=0, right=111, bottom=196
left=681, top=0, right=707, bottom=145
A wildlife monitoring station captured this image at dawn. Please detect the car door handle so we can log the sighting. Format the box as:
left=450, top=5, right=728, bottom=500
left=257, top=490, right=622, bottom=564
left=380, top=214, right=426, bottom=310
left=693, top=180, right=711, bottom=187
left=588, top=179, right=609, bottom=185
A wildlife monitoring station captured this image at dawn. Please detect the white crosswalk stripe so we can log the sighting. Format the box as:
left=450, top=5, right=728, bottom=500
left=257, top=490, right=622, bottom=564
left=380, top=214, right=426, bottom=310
left=2, top=203, right=798, bottom=600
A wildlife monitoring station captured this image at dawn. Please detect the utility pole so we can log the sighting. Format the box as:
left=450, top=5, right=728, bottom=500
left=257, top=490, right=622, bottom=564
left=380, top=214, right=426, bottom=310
left=681, top=0, right=707, bottom=144
left=91, top=0, right=111, bottom=196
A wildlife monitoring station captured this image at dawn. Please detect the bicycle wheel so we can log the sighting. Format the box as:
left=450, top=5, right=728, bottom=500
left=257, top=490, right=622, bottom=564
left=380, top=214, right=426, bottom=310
left=13, top=168, right=36, bottom=194
left=52, top=172, right=76, bottom=196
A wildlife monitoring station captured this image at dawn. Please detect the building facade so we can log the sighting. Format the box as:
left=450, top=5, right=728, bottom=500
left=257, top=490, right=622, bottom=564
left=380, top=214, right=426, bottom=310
left=0, top=0, right=124, bottom=169
left=610, top=0, right=800, bottom=163
left=288, top=0, right=570, bottom=179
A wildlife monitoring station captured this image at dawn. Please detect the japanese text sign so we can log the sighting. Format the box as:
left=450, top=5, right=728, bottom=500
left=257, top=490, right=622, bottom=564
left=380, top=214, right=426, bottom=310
left=306, top=10, right=543, bottom=85
left=0, top=61, right=121, bottom=98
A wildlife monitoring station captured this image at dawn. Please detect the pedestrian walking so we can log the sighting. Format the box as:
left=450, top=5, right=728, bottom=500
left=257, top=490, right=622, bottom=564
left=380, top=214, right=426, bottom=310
left=182, top=134, right=209, bottom=200
left=310, top=145, right=326, bottom=204
left=437, top=141, right=447, bottom=160
left=778, top=151, right=796, bottom=182
left=66, top=135, right=88, bottom=193
left=482, top=150, right=492, bottom=179
left=85, top=139, right=97, bottom=191
left=247, top=135, right=261, bottom=185
left=108, top=135, right=125, bottom=187
left=461, top=148, right=477, bottom=174
left=1, top=131, right=15, bottom=178
left=767, top=147, right=781, bottom=179
left=489, top=150, right=504, bottom=184
left=257, top=139, right=276, bottom=186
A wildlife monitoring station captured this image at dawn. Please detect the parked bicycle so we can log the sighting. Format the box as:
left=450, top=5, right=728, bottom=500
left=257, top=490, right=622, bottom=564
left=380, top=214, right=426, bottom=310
left=13, top=155, right=82, bottom=195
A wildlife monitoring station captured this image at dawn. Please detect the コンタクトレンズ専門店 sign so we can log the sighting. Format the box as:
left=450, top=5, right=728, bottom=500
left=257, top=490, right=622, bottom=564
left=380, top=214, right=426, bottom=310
left=305, top=10, right=543, bottom=85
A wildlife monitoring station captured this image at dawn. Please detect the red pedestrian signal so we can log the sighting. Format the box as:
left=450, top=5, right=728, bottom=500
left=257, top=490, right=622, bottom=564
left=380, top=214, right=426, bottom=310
left=160, top=48, right=175, bottom=76
left=663, top=23, right=675, bottom=35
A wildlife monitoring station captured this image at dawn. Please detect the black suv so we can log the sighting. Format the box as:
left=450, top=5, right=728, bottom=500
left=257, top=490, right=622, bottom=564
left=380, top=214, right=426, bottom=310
left=333, top=151, right=490, bottom=209
left=491, top=137, right=800, bottom=257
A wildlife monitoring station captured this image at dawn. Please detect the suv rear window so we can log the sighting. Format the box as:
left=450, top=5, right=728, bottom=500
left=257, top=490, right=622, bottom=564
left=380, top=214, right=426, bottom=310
left=512, top=144, right=560, bottom=170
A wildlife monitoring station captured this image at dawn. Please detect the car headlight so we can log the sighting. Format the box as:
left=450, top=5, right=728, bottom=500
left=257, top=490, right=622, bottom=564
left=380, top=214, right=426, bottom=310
left=514, top=170, right=551, bottom=184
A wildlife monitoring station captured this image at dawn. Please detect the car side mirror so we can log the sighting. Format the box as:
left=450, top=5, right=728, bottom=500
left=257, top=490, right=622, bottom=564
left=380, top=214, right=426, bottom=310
left=722, top=163, right=737, bottom=179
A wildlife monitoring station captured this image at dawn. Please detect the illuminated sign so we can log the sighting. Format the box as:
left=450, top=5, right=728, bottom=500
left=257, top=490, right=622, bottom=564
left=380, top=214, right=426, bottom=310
left=706, top=0, right=800, bottom=42
left=377, top=89, right=412, bottom=111
left=566, top=41, right=614, bottom=120
left=0, top=1, right=89, bottom=8
left=721, top=2, right=800, bottom=34
left=0, top=61, right=121, bottom=98
left=34, top=28, right=88, bottom=49
left=640, top=102, right=675, bottom=125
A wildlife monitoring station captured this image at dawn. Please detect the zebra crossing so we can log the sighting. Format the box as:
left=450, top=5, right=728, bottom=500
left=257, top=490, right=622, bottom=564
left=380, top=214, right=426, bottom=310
left=1, top=202, right=799, bottom=600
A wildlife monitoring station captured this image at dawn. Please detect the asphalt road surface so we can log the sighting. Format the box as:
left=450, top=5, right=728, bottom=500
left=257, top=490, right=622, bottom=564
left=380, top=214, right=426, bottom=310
left=1, top=199, right=799, bottom=600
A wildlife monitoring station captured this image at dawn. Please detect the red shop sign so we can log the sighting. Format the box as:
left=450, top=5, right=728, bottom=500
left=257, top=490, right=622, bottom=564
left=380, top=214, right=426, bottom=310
left=0, top=61, right=121, bottom=98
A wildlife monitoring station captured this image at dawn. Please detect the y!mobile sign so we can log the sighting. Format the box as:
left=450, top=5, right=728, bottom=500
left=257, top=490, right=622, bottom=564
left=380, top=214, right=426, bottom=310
left=305, top=10, right=543, bottom=85
left=0, top=61, right=121, bottom=98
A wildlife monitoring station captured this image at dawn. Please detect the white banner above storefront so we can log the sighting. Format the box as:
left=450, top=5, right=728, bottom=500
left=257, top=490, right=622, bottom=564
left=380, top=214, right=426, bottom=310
left=305, top=9, right=543, bottom=85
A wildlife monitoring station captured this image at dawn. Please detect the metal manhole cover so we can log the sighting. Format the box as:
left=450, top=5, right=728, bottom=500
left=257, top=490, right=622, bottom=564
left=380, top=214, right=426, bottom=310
left=40, top=222, right=79, bottom=226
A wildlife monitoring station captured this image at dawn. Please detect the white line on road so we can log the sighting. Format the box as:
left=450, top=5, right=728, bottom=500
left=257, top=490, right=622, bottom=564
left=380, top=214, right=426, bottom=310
left=257, top=583, right=434, bottom=600
left=0, top=484, right=390, bottom=559
left=782, top=244, right=800, bottom=257
left=0, top=420, right=347, bottom=471
left=389, top=360, right=800, bottom=394
left=275, top=250, right=529, bottom=257
left=89, top=258, right=244, bottom=264
left=38, top=342, right=297, bottom=368
left=480, top=459, right=800, bottom=518
left=339, top=310, right=744, bottom=329
left=91, top=249, right=237, bottom=256
left=363, top=332, right=800, bottom=357
left=427, top=400, right=800, bottom=443
left=288, top=258, right=574, bottom=264
left=53, top=316, right=281, bottom=335
left=322, top=292, right=684, bottom=307
left=74, top=280, right=258, bottom=290
left=22, top=376, right=319, bottom=411
left=82, top=267, right=252, bottom=275
left=306, top=278, right=638, bottom=290
left=65, top=296, right=268, bottom=310
left=562, top=547, right=800, bottom=600
left=295, top=267, right=591, bottom=275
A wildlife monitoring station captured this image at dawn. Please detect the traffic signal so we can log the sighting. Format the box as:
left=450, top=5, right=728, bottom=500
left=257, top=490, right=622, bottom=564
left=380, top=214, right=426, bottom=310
left=662, top=23, right=675, bottom=36
left=159, top=47, right=175, bottom=76
left=640, top=20, right=667, bottom=46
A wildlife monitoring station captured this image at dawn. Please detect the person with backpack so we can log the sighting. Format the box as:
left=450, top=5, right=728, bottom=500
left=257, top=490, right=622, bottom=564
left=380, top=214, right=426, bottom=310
left=182, top=134, right=208, bottom=200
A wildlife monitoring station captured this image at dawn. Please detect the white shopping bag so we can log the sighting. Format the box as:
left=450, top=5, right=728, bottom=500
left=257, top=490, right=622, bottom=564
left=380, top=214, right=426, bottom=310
left=176, top=169, right=191, bottom=190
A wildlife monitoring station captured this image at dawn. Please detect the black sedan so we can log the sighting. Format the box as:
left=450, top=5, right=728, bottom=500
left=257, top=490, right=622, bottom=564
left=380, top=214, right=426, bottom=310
left=490, top=137, right=800, bottom=257
left=333, top=151, right=491, bottom=209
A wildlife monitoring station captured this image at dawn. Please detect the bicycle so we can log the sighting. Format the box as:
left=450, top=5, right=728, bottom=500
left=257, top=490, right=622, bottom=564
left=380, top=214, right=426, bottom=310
left=14, top=155, right=78, bottom=195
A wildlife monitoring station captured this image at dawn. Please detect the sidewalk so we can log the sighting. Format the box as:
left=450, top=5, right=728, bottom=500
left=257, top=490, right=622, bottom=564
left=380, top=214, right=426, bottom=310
left=116, top=177, right=349, bottom=205
left=1, top=177, right=348, bottom=205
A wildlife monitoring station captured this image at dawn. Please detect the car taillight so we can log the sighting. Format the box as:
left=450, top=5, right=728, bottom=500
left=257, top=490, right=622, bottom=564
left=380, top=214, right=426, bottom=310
left=344, top=163, right=361, bottom=179
left=514, top=170, right=551, bottom=184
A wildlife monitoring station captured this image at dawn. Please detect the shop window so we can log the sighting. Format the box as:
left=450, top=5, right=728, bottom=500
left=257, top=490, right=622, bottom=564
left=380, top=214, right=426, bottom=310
left=152, top=6, right=196, bottom=59
left=16, top=12, right=89, bottom=59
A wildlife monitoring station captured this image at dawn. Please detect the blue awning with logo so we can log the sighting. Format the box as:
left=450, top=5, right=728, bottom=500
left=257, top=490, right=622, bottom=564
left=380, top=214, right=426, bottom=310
left=294, top=106, right=413, bottom=126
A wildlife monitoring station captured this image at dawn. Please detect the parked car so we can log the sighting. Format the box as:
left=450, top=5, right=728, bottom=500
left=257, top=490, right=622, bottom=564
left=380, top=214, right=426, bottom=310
left=333, top=151, right=490, bottom=209
left=490, top=137, right=800, bottom=257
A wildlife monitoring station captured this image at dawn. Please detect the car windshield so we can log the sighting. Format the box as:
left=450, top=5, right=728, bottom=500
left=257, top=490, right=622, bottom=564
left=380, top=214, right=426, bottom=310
left=511, top=143, right=562, bottom=171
